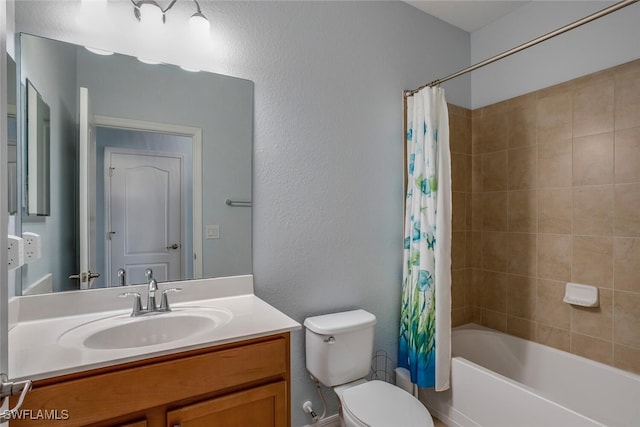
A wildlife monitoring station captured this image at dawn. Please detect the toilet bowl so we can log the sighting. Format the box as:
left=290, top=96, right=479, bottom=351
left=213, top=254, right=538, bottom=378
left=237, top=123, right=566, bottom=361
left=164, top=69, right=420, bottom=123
left=335, top=380, right=434, bottom=427
left=304, top=310, right=434, bottom=427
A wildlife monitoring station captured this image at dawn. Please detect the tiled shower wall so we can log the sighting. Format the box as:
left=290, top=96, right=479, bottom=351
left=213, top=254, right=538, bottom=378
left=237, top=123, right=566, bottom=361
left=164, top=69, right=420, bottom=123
left=458, top=59, right=640, bottom=374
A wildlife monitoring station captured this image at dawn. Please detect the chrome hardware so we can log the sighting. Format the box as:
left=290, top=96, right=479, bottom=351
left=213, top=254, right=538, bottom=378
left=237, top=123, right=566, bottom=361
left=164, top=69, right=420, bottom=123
left=159, top=288, right=182, bottom=312
left=69, top=271, right=101, bottom=281
left=0, top=374, right=32, bottom=421
left=119, top=271, right=180, bottom=316
left=117, top=268, right=126, bottom=286
left=324, top=336, right=336, bottom=344
left=145, top=268, right=153, bottom=280
left=225, top=199, right=252, bottom=207
left=119, top=292, right=143, bottom=316
left=166, top=243, right=180, bottom=250
left=147, top=275, right=159, bottom=312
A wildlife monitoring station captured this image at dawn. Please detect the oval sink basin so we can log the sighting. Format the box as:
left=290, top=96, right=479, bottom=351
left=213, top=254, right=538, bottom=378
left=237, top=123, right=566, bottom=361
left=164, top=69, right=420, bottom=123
left=58, top=307, right=233, bottom=350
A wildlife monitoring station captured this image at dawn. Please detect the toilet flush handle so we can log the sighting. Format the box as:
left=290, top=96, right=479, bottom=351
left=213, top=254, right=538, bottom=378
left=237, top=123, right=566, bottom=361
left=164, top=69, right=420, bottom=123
left=324, top=336, right=336, bottom=344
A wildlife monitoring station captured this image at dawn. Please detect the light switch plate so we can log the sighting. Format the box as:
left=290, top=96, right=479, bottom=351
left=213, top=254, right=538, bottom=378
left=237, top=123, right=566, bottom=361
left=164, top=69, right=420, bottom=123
left=205, top=224, right=220, bottom=239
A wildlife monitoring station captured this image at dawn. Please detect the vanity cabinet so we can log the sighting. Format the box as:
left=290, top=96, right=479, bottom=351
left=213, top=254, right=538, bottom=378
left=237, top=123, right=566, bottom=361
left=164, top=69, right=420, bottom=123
left=10, top=333, right=291, bottom=427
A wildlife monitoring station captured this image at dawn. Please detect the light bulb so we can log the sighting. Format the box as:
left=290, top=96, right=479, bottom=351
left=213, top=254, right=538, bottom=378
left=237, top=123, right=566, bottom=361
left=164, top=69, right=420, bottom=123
left=189, top=12, right=210, bottom=32
left=85, top=46, right=114, bottom=56
left=137, top=57, right=162, bottom=65
left=138, top=1, right=164, bottom=25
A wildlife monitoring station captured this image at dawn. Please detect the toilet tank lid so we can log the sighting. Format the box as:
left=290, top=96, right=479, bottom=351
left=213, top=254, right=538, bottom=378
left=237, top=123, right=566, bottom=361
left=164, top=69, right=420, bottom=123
left=304, top=309, right=376, bottom=335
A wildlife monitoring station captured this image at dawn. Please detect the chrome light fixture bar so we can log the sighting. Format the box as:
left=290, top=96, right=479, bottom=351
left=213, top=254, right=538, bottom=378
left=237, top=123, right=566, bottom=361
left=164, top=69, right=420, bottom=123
left=131, top=0, right=209, bottom=29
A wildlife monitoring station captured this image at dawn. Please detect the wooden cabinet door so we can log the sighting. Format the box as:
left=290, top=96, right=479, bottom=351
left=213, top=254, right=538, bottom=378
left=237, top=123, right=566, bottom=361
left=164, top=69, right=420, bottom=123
left=166, top=381, right=287, bottom=427
left=119, top=421, right=148, bottom=427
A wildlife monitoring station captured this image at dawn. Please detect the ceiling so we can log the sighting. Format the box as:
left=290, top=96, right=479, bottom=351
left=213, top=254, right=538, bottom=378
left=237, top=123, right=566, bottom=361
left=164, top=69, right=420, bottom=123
left=406, top=1, right=531, bottom=33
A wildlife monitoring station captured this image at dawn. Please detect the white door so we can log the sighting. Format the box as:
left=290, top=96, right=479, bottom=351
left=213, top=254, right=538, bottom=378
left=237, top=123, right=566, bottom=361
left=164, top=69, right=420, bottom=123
left=78, top=87, right=99, bottom=289
left=107, top=151, right=183, bottom=285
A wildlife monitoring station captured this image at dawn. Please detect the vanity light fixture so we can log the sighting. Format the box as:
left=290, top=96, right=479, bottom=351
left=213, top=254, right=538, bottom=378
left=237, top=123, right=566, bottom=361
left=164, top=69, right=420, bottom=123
left=131, top=0, right=210, bottom=30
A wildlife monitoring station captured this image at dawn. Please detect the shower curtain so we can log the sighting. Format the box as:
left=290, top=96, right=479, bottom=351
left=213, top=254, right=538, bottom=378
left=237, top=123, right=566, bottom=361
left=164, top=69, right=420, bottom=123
left=399, top=86, right=451, bottom=391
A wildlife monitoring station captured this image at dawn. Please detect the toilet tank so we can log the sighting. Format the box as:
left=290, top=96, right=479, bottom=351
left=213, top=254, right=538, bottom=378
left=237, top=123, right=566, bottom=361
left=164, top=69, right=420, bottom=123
left=304, top=309, right=377, bottom=387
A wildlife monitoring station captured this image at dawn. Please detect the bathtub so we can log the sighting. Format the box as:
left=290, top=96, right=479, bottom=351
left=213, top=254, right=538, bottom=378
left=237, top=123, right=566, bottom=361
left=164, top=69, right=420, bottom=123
left=423, top=324, right=640, bottom=427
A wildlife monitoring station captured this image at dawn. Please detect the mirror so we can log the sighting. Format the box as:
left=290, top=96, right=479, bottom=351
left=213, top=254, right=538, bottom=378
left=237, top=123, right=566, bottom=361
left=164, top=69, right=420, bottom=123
left=17, top=33, right=253, bottom=295
left=25, top=79, right=51, bottom=216
left=7, top=54, right=17, bottom=216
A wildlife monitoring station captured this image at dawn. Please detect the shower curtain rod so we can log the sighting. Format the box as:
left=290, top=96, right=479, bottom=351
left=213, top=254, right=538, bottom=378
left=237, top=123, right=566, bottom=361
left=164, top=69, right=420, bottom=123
left=404, top=0, right=639, bottom=97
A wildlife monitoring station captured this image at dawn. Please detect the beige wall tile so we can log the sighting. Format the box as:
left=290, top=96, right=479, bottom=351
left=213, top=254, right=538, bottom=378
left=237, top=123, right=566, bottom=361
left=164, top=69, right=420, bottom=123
left=465, top=154, right=472, bottom=193
left=535, top=323, right=570, bottom=352
left=538, top=139, right=572, bottom=188
left=508, top=93, right=537, bottom=148
left=572, top=236, right=613, bottom=288
left=538, top=189, right=572, bottom=235
left=537, top=91, right=572, bottom=143
left=471, top=268, right=483, bottom=305
left=471, top=193, right=482, bottom=231
left=472, top=306, right=482, bottom=324
left=508, top=146, right=537, bottom=190
left=614, top=291, right=640, bottom=349
left=614, top=344, right=640, bottom=375
left=452, top=152, right=467, bottom=192
left=481, top=270, right=507, bottom=312
left=615, top=127, right=640, bottom=184
left=472, top=154, right=482, bottom=192
left=573, top=132, right=614, bottom=186
left=452, top=308, right=469, bottom=328
left=614, top=237, right=640, bottom=293
left=573, top=81, right=614, bottom=138
left=507, top=316, right=536, bottom=340
left=451, top=269, right=466, bottom=309
left=614, top=69, right=640, bottom=131
left=450, top=112, right=471, bottom=155
left=452, top=231, right=467, bottom=270
left=537, top=278, right=571, bottom=329
left=538, top=234, right=572, bottom=281
left=480, top=110, right=508, bottom=154
left=452, top=191, right=466, bottom=232
left=482, top=151, right=508, bottom=191
left=482, top=231, right=508, bottom=273
left=573, top=186, right=614, bottom=236
left=482, top=309, right=507, bottom=332
left=508, top=233, right=537, bottom=277
left=508, top=190, right=537, bottom=233
left=470, top=231, right=482, bottom=269
left=482, top=192, right=508, bottom=231
left=571, top=333, right=613, bottom=365
left=472, top=109, right=481, bottom=155
left=507, top=274, right=536, bottom=320
left=466, top=193, right=473, bottom=231
left=572, top=288, right=613, bottom=341
left=615, top=183, right=640, bottom=237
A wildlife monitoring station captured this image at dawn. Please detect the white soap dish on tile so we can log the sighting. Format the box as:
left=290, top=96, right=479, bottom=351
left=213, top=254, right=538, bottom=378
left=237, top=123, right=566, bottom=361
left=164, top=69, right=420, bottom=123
left=563, top=282, right=599, bottom=307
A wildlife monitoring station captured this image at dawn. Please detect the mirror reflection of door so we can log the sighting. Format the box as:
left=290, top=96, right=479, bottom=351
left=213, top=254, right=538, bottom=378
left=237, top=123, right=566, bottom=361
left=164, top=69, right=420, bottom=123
left=106, top=150, right=183, bottom=286
left=78, top=87, right=98, bottom=289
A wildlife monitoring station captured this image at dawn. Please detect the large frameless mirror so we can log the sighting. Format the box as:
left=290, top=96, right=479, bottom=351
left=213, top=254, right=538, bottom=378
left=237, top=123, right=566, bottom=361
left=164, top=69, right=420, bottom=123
left=16, top=33, right=253, bottom=296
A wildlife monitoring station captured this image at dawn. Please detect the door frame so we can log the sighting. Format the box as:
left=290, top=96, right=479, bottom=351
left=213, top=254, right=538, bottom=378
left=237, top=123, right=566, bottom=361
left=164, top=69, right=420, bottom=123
left=104, top=147, right=185, bottom=287
left=95, top=115, right=203, bottom=280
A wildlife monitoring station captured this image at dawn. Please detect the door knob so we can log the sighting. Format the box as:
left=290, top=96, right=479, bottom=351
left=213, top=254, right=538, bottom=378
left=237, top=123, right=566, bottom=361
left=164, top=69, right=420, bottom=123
left=166, top=243, right=180, bottom=250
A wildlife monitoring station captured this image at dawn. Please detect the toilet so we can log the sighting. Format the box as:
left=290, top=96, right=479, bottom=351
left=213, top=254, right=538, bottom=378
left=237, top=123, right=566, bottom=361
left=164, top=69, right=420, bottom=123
left=304, top=309, right=434, bottom=427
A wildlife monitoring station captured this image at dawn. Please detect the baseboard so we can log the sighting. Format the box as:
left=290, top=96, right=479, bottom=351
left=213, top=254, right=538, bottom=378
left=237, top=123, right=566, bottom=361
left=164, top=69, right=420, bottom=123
left=301, top=413, right=340, bottom=427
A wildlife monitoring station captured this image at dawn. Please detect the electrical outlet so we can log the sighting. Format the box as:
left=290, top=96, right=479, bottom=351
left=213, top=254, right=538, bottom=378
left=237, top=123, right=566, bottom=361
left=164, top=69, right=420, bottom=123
left=7, top=235, right=25, bottom=270
left=22, top=232, right=42, bottom=262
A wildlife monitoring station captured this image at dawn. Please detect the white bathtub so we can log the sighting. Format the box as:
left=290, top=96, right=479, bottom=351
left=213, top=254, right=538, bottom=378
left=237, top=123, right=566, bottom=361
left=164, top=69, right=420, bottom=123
left=423, top=324, right=640, bottom=427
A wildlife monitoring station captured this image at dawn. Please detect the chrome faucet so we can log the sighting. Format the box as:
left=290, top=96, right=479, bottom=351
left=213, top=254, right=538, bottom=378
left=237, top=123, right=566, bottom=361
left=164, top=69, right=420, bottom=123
left=119, top=269, right=181, bottom=316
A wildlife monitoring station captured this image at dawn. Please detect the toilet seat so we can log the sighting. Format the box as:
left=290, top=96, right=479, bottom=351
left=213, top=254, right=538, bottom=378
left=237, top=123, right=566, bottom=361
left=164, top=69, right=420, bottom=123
left=340, top=380, right=434, bottom=427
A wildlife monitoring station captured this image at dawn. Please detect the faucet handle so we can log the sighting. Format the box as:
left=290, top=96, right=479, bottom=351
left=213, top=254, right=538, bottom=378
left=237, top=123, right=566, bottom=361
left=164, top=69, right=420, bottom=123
left=159, top=288, right=182, bottom=311
left=119, top=292, right=143, bottom=316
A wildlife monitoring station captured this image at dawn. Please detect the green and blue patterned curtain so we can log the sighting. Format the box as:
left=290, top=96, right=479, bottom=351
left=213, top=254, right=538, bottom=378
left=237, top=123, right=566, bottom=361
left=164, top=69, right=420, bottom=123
left=399, top=87, right=452, bottom=390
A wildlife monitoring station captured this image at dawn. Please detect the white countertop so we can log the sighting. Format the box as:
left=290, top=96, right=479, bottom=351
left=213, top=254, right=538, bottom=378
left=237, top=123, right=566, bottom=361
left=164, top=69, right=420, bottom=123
left=9, top=276, right=301, bottom=381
